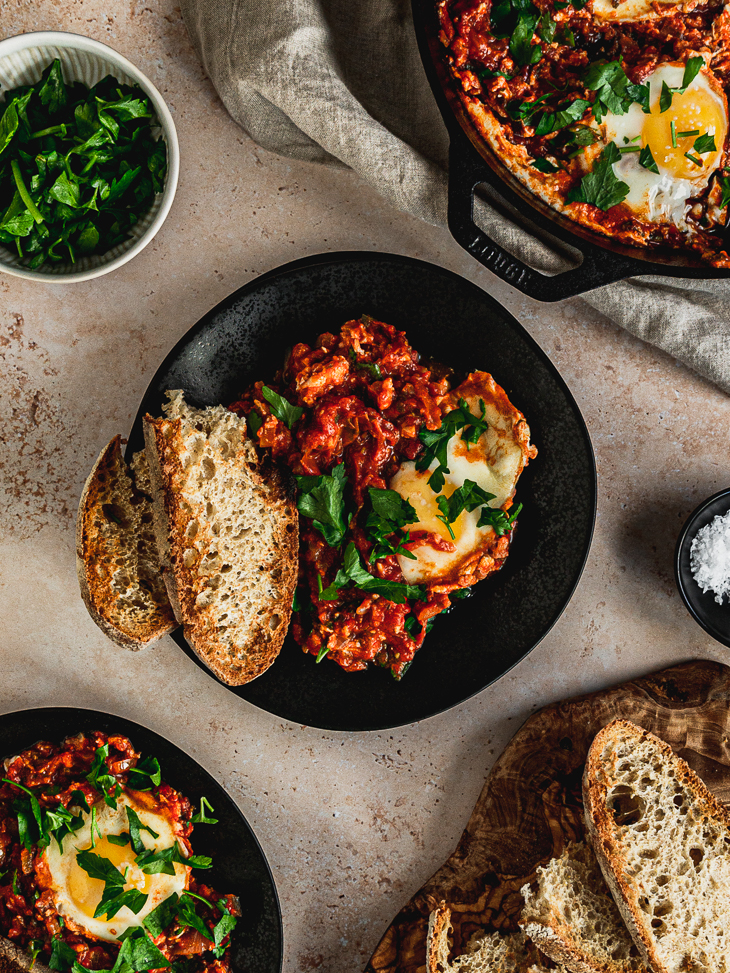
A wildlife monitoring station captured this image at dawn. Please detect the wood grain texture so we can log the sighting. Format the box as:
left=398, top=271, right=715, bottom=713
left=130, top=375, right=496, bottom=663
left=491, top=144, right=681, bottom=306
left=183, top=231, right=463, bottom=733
left=364, top=660, right=730, bottom=973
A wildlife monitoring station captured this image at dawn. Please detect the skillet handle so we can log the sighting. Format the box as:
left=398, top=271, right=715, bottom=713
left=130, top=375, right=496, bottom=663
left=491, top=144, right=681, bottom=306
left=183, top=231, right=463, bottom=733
left=447, top=136, right=637, bottom=301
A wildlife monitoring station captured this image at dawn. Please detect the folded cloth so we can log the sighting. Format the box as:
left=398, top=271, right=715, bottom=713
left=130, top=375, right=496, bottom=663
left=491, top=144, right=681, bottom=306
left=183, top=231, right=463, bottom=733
left=180, top=0, right=730, bottom=394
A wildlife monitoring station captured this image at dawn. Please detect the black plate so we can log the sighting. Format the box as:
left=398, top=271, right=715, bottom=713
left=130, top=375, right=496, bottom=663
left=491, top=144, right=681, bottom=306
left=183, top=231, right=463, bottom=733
left=128, top=251, right=596, bottom=731
left=0, top=708, right=282, bottom=973
left=675, top=488, right=730, bottom=647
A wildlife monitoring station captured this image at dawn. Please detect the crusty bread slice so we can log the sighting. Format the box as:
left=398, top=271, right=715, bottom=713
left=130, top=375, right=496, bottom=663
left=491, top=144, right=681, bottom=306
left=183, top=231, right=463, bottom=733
left=0, top=936, right=53, bottom=973
left=583, top=718, right=730, bottom=973
left=143, top=391, right=298, bottom=686
left=76, top=435, right=176, bottom=650
left=427, top=903, right=567, bottom=973
left=520, top=842, right=647, bottom=973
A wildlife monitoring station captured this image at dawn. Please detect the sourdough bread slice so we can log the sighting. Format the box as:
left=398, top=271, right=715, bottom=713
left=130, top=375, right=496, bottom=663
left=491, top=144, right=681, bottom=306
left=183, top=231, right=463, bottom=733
left=520, top=842, right=647, bottom=973
left=143, top=391, right=298, bottom=686
left=76, top=435, right=176, bottom=649
left=583, top=718, right=730, bottom=973
left=427, top=903, right=567, bottom=973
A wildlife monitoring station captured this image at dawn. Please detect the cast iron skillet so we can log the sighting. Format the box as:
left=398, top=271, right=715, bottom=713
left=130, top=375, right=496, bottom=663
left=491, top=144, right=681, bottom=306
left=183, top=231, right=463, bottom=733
left=412, top=0, right=730, bottom=300
left=127, top=251, right=596, bottom=731
left=0, top=708, right=282, bottom=973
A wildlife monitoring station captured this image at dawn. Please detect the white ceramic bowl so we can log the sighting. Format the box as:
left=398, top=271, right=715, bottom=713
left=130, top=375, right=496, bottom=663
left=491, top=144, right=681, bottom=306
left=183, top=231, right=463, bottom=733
left=0, top=31, right=179, bottom=282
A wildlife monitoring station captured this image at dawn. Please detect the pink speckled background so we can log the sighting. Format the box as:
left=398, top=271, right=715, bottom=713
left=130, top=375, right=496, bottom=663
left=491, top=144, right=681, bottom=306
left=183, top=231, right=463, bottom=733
left=1, top=2, right=730, bottom=972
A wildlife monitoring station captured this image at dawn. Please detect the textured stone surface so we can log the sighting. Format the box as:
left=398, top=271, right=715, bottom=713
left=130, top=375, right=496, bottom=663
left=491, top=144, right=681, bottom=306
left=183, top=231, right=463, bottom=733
left=1, top=2, right=730, bottom=973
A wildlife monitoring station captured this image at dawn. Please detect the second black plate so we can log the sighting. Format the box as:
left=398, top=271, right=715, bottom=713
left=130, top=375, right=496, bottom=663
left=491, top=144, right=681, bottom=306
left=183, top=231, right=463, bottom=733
left=0, top=708, right=282, bottom=973
left=128, top=252, right=596, bottom=731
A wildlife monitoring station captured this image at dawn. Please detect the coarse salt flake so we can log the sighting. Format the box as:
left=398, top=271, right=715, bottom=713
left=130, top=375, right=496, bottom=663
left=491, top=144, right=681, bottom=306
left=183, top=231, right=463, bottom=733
left=690, top=509, right=730, bottom=605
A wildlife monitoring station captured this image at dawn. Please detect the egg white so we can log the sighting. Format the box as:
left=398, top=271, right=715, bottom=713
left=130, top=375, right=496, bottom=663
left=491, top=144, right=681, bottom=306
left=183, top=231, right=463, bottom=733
left=42, top=792, right=189, bottom=942
left=591, top=0, right=695, bottom=22
left=602, top=63, right=727, bottom=226
left=390, top=373, right=532, bottom=585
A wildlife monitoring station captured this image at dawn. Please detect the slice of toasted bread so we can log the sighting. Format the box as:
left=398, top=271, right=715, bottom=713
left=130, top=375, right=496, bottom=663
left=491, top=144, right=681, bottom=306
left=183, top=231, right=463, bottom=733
left=0, top=936, right=53, bottom=973
left=520, top=842, right=647, bottom=973
left=143, top=391, right=298, bottom=686
left=427, top=903, right=567, bottom=973
left=583, top=718, right=730, bottom=973
left=76, top=435, right=176, bottom=650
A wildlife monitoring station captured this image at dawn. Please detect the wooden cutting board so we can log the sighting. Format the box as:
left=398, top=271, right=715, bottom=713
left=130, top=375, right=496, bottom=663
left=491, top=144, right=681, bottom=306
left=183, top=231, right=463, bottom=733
left=364, top=660, right=730, bottom=973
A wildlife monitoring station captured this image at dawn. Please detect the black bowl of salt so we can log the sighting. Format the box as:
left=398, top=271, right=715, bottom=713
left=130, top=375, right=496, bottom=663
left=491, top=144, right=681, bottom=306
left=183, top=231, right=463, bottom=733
left=676, top=487, right=730, bottom=648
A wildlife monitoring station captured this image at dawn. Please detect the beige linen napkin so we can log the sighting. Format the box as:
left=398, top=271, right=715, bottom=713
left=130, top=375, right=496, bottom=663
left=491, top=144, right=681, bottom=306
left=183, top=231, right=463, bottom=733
left=180, top=0, right=730, bottom=393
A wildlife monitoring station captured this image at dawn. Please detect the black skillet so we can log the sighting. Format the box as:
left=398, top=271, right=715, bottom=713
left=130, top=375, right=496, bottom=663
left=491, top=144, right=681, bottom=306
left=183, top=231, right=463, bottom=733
left=0, top=708, right=282, bottom=973
left=411, top=0, right=730, bottom=300
left=127, top=251, right=596, bottom=731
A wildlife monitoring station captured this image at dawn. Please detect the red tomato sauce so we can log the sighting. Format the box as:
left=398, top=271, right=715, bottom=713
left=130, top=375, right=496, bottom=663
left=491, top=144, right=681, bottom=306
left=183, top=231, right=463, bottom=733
left=231, top=317, right=516, bottom=678
left=0, top=732, right=236, bottom=973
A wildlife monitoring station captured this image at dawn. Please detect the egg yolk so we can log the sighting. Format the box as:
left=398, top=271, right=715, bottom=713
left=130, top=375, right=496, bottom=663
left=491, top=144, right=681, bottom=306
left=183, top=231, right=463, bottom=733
left=643, top=83, right=726, bottom=180
left=67, top=836, right=154, bottom=920
left=394, top=470, right=468, bottom=544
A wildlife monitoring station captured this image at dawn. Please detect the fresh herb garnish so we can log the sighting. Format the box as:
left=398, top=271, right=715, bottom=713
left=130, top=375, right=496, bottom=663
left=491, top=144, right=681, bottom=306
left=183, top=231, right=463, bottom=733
left=318, top=542, right=425, bottom=604
left=296, top=463, right=350, bottom=547
left=191, top=796, right=218, bottom=825
left=566, top=142, right=630, bottom=210
left=534, top=99, right=590, bottom=136
left=584, top=61, right=632, bottom=121
left=694, top=132, right=716, bottom=155
left=86, top=744, right=122, bottom=808
left=718, top=172, right=730, bottom=208
left=478, top=502, right=523, bottom=535
left=531, top=158, right=561, bottom=173
left=49, top=938, right=76, bottom=971
left=261, top=386, right=304, bottom=429
left=685, top=151, right=702, bottom=167
left=107, top=833, right=130, bottom=847
left=75, top=850, right=148, bottom=920
left=135, top=843, right=212, bottom=875
left=127, top=755, right=162, bottom=791
left=658, top=57, right=704, bottom=115
left=416, top=398, right=490, bottom=493
left=537, top=10, right=556, bottom=42
left=143, top=893, right=181, bottom=938
left=126, top=806, right=159, bottom=855
left=490, top=0, right=543, bottom=66
left=435, top=480, right=498, bottom=540
left=364, top=487, right=418, bottom=562
left=639, top=145, right=659, bottom=174
left=111, top=928, right=171, bottom=973
left=0, top=59, right=166, bottom=267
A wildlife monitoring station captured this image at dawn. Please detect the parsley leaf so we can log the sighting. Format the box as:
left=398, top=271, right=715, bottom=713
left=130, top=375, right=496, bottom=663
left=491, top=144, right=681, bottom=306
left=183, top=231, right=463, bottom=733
left=261, top=386, right=303, bottom=429
left=477, top=502, right=523, bottom=535
left=49, top=939, right=76, bottom=971
left=534, top=99, right=590, bottom=136
left=75, top=850, right=148, bottom=920
left=318, top=542, right=425, bottom=604
left=584, top=61, right=631, bottom=121
left=143, top=893, right=180, bottom=938
left=537, top=10, right=556, bottom=42
left=135, top=843, right=212, bottom=874
left=679, top=56, right=704, bottom=93
left=191, top=796, right=218, bottom=825
left=86, top=745, right=122, bottom=809
left=126, top=806, right=159, bottom=855
left=639, top=144, right=659, bottom=174
left=491, top=0, right=543, bottom=66
left=435, top=481, right=497, bottom=540
left=660, top=80, right=673, bottom=113
left=296, top=463, right=350, bottom=547
left=417, top=399, right=490, bottom=493
left=127, top=756, right=162, bottom=791
left=531, top=158, right=561, bottom=173
left=111, top=929, right=170, bottom=973
left=566, top=142, right=630, bottom=210
left=364, top=487, right=418, bottom=562
left=626, top=82, right=650, bottom=113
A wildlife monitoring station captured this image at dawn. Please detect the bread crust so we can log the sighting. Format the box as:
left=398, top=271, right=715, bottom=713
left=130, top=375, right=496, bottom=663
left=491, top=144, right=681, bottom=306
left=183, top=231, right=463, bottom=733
left=143, top=396, right=298, bottom=686
left=0, top=936, right=53, bottom=973
left=76, top=435, right=176, bottom=650
left=583, top=718, right=730, bottom=973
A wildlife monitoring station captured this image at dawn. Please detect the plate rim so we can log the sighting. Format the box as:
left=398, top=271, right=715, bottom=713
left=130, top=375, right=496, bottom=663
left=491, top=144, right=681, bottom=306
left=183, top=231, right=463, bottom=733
left=0, top=704, right=284, bottom=973
left=128, top=249, right=598, bottom=731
